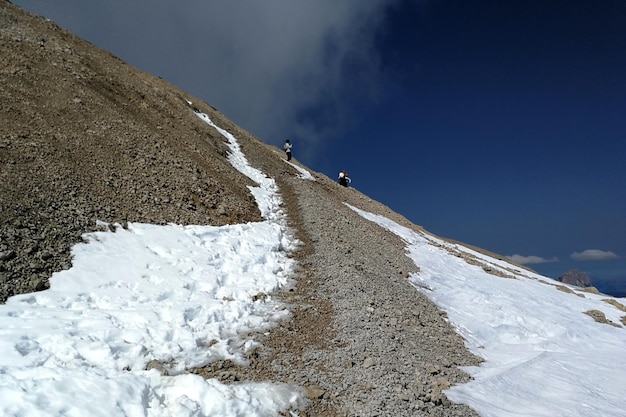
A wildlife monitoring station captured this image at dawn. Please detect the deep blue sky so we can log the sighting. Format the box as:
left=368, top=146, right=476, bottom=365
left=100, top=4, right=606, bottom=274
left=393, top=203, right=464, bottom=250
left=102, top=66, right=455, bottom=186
left=312, top=0, right=626, bottom=295
left=14, top=0, right=626, bottom=296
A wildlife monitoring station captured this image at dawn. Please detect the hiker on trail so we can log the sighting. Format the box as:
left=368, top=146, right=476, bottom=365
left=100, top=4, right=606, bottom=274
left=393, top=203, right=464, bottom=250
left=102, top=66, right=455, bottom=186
left=283, top=139, right=292, bottom=161
left=338, top=170, right=351, bottom=187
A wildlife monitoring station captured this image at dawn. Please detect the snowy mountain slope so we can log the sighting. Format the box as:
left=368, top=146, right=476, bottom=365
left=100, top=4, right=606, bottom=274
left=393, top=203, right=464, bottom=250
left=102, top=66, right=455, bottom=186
left=351, top=205, right=626, bottom=417
left=1, top=2, right=625, bottom=416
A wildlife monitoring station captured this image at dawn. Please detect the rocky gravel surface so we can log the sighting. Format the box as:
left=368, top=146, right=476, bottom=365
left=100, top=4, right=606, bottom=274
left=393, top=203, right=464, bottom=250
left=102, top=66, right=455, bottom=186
left=288, top=176, right=482, bottom=416
left=2, top=2, right=485, bottom=415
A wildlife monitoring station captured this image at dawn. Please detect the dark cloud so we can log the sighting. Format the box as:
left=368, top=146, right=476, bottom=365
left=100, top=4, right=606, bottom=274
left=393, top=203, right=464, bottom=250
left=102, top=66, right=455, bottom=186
left=16, top=0, right=399, bottom=148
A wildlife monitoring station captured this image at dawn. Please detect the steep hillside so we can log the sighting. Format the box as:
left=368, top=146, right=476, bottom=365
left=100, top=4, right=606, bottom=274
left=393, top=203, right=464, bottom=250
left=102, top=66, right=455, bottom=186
left=1, top=2, right=485, bottom=416
left=0, top=0, right=278, bottom=300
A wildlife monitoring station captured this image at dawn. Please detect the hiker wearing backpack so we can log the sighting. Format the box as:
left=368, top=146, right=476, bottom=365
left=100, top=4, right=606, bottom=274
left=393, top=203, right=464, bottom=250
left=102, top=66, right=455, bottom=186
left=283, top=139, right=292, bottom=161
left=338, top=170, right=351, bottom=187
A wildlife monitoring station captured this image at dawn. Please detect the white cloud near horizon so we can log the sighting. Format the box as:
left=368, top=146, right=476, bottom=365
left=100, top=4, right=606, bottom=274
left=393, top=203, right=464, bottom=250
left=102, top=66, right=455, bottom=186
left=570, top=249, right=619, bottom=261
left=16, top=0, right=401, bottom=152
left=506, top=254, right=559, bottom=265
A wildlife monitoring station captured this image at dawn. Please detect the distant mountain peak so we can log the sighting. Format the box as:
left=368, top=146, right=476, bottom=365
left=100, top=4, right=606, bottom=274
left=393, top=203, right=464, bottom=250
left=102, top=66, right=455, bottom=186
left=557, top=269, right=592, bottom=288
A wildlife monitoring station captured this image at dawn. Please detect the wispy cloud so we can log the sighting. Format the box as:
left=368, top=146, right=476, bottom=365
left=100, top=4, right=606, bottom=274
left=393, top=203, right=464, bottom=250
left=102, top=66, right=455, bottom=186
left=506, top=254, right=559, bottom=265
left=570, top=249, right=619, bottom=261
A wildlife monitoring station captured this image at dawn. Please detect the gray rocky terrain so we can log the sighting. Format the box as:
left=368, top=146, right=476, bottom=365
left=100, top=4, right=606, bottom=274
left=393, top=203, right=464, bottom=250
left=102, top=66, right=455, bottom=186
left=1, top=2, right=485, bottom=415
left=557, top=269, right=592, bottom=288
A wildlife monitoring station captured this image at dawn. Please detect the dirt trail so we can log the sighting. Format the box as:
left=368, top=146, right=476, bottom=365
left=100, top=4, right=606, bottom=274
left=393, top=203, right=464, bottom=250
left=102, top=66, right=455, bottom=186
left=195, top=162, right=482, bottom=417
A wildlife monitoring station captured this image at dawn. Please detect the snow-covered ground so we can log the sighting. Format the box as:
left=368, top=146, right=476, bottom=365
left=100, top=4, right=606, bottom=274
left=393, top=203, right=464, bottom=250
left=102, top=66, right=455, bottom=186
left=284, top=159, right=315, bottom=180
left=351, top=206, right=626, bottom=417
left=0, top=114, right=305, bottom=417
left=1, top=115, right=624, bottom=416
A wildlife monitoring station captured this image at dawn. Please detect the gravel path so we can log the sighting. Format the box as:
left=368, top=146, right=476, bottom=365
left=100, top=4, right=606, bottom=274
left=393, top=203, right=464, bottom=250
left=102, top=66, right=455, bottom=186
left=191, top=166, right=484, bottom=417
left=195, top=165, right=484, bottom=417
left=275, top=172, right=482, bottom=416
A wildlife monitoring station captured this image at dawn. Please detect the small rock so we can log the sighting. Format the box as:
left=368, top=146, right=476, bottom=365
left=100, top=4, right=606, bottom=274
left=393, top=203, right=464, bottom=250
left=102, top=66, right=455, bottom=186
left=305, top=385, right=325, bottom=399
left=252, top=292, right=267, bottom=302
left=0, top=250, right=16, bottom=261
left=435, top=377, right=451, bottom=390
left=29, top=277, right=47, bottom=292
left=426, top=364, right=439, bottom=374
left=362, top=357, right=375, bottom=368
left=146, top=360, right=169, bottom=375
